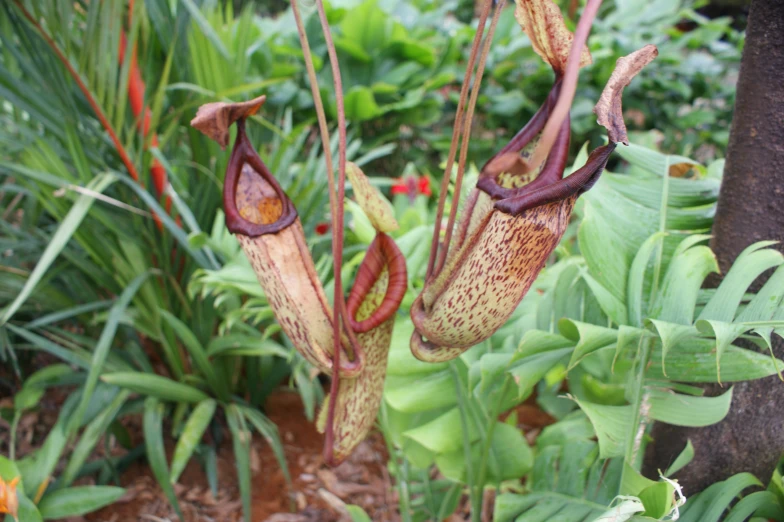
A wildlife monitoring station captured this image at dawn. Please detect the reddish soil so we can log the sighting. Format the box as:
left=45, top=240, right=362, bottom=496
left=81, top=390, right=396, bottom=522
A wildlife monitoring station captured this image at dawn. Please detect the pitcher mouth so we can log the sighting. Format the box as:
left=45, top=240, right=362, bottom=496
left=223, top=119, right=298, bottom=237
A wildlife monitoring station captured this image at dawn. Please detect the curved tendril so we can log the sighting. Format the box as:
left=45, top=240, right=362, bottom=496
left=315, top=0, right=350, bottom=467
left=425, top=0, right=495, bottom=281
left=434, top=0, right=506, bottom=277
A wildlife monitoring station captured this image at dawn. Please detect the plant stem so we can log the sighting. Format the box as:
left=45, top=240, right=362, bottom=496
left=527, top=0, right=603, bottom=174
left=425, top=0, right=494, bottom=280
left=450, top=362, right=477, bottom=519
left=471, top=379, right=510, bottom=522
left=435, top=0, right=506, bottom=276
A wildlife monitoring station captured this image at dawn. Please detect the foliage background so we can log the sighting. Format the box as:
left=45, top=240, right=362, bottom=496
left=3, top=0, right=782, bottom=521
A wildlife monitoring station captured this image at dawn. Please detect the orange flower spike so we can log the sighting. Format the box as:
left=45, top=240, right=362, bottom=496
left=0, top=476, right=20, bottom=522
left=410, top=0, right=657, bottom=362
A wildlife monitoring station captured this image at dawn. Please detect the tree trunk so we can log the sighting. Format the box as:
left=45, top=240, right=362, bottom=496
left=643, top=0, right=784, bottom=494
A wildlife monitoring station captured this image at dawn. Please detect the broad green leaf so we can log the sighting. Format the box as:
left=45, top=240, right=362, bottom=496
left=101, top=373, right=210, bottom=403
left=582, top=271, right=629, bottom=326
left=678, top=473, right=761, bottom=522
left=664, top=440, right=694, bottom=476
left=648, top=338, right=783, bottom=382
left=559, top=320, right=618, bottom=369
left=627, top=232, right=666, bottom=327
left=695, top=320, right=750, bottom=383
left=651, top=245, right=718, bottom=324
left=723, top=491, right=782, bottom=522
left=143, top=398, right=182, bottom=518
left=638, top=481, right=674, bottom=518
left=0, top=173, right=115, bottom=326
left=574, top=399, right=631, bottom=459
left=699, top=241, right=783, bottom=322
left=170, top=399, right=217, bottom=484
left=589, top=497, right=645, bottom=522
left=647, top=320, right=699, bottom=377
left=38, top=486, right=125, bottom=518
left=403, top=407, right=478, bottom=454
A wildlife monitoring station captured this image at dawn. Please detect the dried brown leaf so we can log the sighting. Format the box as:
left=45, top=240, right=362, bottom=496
left=514, top=0, right=591, bottom=74
left=594, top=45, right=658, bottom=145
left=190, top=95, right=266, bottom=149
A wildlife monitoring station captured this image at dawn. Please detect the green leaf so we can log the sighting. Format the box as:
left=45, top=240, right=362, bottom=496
left=699, top=241, right=783, bottom=322
left=227, top=405, right=252, bottom=522
left=101, top=373, right=210, bottom=403
left=170, top=399, right=217, bottom=484
left=60, top=390, right=129, bottom=487
left=573, top=399, right=631, bottom=459
left=180, top=0, right=230, bottom=58
left=241, top=406, right=292, bottom=486
left=694, top=320, right=750, bottom=383
left=627, top=232, right=666, bottom=327
left=723, top=491, right=782, bottom=522
left=160, top=310, right=228, bottom=400
left=638, top=482, right=674, bottom=518
left=73, top=271, right=150, bottom=431
left=651, top=245, right=718, bottom=324
left=678, top=473, right=762, bottom=522
left=38, top=486, right=125, bottom=518
left=648, top=338, right=783, bottom=382
left=343, top=86, right=383, bottom=122
left=143, top=398, right=182, bottom=518
left=559, top=320, right=618, bottom=369
left=0, top=173, right=115, bottom=326
left=647, top=320, right=699, bottom=377
left=664, top=440, right=694, bottom=476
left=346, top=505, right=373, bottom=522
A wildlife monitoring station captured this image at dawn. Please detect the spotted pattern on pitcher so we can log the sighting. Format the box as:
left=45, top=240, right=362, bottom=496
left=411, top=196, right=576, bottom=361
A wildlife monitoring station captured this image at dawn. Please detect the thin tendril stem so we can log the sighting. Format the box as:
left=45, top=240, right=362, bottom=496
left=425, top=0, right=494, bottom=280
left=434, top=0, right=505, bottom=276
left=526, top=0, right=603, bottom=174
left=291, top=0, right=346, bottom=464
left=316, top=0, right=349, bottom=466
left=14, top=0, right=142, bottom=183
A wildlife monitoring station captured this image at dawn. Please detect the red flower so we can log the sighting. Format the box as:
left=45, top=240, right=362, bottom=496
left=315, top=222, right=331, bottom=235
left=391, top=175, right=431, bottom=201
left=417, top=176, right=432, bottom=197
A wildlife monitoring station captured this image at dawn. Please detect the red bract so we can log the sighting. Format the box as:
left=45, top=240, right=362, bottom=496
left=392, top=175, right=431, bottom=201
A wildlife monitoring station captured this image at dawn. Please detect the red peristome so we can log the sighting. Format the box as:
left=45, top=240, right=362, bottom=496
left=224, top=120, right=298, bottom=237
left=346, top=233, right=407, bottom=333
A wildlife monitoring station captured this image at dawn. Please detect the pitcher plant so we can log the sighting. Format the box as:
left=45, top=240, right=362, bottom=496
left=191, top=0, right=656, bottom=464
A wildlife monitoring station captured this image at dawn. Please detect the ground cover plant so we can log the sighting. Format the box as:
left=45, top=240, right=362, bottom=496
left=1, top=0, right=782, bottom=521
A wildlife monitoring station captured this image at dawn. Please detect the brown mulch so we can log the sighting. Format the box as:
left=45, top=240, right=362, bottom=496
left=79, top=390, right=397, bottom=522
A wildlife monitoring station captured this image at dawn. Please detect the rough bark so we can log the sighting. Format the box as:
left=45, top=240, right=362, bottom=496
left=643, top=0, right=784, bottom=494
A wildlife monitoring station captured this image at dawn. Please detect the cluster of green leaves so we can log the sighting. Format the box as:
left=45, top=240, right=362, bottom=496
left=0, top=1, right=378, bottom=520
left=378, top=136, right=784, bottom=521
